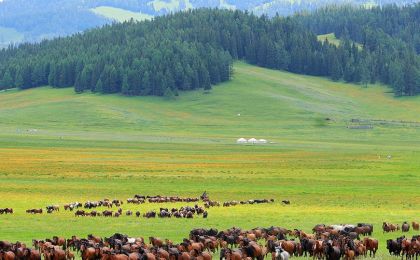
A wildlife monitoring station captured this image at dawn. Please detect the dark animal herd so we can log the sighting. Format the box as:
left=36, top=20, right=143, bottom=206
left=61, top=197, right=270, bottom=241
left=1, top=223, right=419, bottom=260
left=1, top=194, right=277, bottom=220
left=387, top=235, right=420, bottom=259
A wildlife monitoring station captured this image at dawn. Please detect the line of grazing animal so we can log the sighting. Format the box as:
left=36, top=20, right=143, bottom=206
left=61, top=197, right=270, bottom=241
left=382, top=222, right=399, bottom=233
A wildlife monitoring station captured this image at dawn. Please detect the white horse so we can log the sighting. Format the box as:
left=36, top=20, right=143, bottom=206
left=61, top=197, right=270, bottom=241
left=275, top=245, right=290, bottom=260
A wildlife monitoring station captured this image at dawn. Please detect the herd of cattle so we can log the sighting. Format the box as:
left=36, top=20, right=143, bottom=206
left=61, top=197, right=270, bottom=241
left=1, top=223, right=419, bottom=260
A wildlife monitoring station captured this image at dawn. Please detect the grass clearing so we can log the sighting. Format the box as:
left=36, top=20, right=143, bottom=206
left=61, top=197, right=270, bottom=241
left=0, top=63, right=419, bottom=258
left=317, top=33, right=363, bottom=50
left=91, top=6, right=153, bottom=22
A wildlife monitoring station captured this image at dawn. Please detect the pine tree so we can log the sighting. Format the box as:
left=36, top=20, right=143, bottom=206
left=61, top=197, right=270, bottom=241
left=74, top=74, right=83, bottom=93
left=0, top=69, right=14, bottom=89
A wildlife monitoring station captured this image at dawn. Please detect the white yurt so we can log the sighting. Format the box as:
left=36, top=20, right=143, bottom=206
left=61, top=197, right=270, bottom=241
left=248, top=138, right=258, bottom=144
left=236, top=138, right=247, bottom=144
left=258, top=139, right=267, bottom=144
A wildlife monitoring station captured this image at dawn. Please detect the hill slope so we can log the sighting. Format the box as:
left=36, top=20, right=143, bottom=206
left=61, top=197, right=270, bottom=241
left=0, top=63, right=419, bottom=245
left=1, top=62, right=419, bottom=143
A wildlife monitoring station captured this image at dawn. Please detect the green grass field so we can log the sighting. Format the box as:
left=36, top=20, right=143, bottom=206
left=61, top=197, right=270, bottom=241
left=0, top=63, right=419, bottom=258
left=91, top=6, right=153, bottom=22
left=317, top=33, right=363, bottom=50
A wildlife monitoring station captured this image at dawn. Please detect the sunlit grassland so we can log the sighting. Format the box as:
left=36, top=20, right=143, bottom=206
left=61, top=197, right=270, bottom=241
left=318, top=33, right=363, bottom=50
left=0, top=63, right=419, bottom=258
left=91, top=6, right=153, bottom=22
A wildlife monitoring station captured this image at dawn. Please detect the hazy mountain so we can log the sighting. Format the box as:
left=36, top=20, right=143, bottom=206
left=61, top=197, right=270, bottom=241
left=0, top=0, right=418, bottom=47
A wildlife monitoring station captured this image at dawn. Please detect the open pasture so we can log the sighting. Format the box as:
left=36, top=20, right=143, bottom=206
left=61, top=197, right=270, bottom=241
left=0, top=63, right=419, bottom=258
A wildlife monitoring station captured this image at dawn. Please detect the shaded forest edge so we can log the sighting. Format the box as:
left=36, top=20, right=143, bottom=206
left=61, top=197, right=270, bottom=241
left=0, top=6, right=419, bottom=97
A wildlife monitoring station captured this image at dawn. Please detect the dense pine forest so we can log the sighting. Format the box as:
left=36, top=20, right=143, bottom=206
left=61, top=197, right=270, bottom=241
left=0, top=6, right=419, bottom=96
left=298, top=4, right=420, bottom=96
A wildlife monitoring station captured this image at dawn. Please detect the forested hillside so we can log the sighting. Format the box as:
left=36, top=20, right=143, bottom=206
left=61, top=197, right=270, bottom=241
left=0, top=0, right=418, bottom=46
left=0, top=7, right=419, bottom=97
left=297, top=4, right=420, bottom=96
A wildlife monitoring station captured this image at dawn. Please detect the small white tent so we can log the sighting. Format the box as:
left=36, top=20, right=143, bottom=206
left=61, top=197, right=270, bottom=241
left=248, top=138, right=258, bottom=144
left=258, top=139, right=267, bottom=144
left=236, top=138, right=247, bottom=144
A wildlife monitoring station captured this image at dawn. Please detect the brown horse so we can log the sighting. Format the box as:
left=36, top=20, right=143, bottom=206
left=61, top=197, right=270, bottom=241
left=49, top=247, right=66, bottom=260
left=313, top=240, right=324, bottom=259
left=344, top=247, right=355, bottom=260
left=280, top=241, right=295, bottom=256
left=66, top=249, right=75, bottom=260
left=401, top=239, right=412, bottom=260
left=223, top=248, right=242, bottom=260
left=363, top=238, right=378, bottom=257
left=0, top=251, right=15, bottom=260
left=241, top=243, right=263, bottom=260
left=80, top=245, right=97, bottom=260
left=149, top=238, right=163, bottom=248
left=412, top=222, right=420, bottom=231
left=23, top=248, right=41, bottom=260
left=189, top=249, right=211, bottom=260
left=383, top=222, right=398, bottom=233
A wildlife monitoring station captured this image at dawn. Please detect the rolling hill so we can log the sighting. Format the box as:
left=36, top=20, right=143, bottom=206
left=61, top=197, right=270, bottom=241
left=0, top=63, right=419, bottom=249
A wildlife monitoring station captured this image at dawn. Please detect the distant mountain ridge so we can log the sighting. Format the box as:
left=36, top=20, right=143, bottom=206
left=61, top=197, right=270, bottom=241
left=0, top=0, right=418, bottom=47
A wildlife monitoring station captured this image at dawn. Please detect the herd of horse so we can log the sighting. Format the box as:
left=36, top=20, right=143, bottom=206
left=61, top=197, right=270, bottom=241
left=1, top=223, right=419, bottom=260
left=72, top=205, right=208, bottom=219
left=0, top=194, right=278, bottom=220
left=387, top=235, right=420, bottom=259
left=383, top=223, right=419, bottom=233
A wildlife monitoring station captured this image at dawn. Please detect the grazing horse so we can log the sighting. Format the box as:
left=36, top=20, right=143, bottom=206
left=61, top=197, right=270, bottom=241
left=324, top=241, right=341, bottom=260
left=412, top=222, right=419, bottom=231
left=387, top=239, right=402, bottom=256
left=66, top=249, right=75, bottom=260
left=300, top=238, right=315, bottom=257
left=402, top=222, right=410, bottom=232
left=313, top=240, right=324, bottom=259
left=344, top=247, right=355, bottom=260
left=363, top=238, right=378, bottom=257
left=0, top=251, right=16, bottom=260
left=401, top=238, right=412, bottom=260
left=222, top=248, right=242, bottom=260
left=80, top=244, right=97, bottom=260
left=22, top=248, right=41, bottom=260
left=0, top=241, right=12, bottom=251
left=149, top=238, right=163, bottom=248
left=275, top=246, right=290, bottom=260
left=241, top=242, right=263, bottom=260
left=383, top=222, right=398, bottom=233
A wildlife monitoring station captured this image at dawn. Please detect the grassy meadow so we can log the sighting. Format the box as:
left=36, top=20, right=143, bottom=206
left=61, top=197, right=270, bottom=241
left=0, top=63, right=419, bottom=258
left=91, top=6, right=153, bottom=22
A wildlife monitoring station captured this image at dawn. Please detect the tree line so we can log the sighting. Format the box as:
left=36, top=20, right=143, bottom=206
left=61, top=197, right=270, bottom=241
left=0, top=7, right=418, bottom=96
